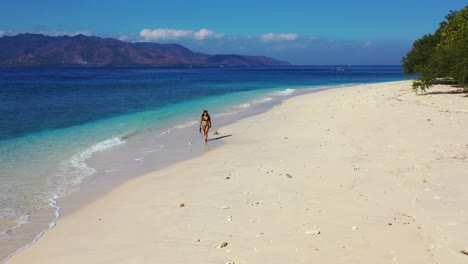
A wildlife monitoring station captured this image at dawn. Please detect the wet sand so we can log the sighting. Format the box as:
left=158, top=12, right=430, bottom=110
left=6, top=80, right=468, bottom=264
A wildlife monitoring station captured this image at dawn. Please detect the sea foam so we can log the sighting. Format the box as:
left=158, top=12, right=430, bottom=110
left=273, top=88, right=295, bottom=96
left=252, top=97, right=274, bottom=104
left=1, top=137, right=126, bottom=262
left=1, top=196, right=60, bottom=264
left=236, top=103, right=251, bottom=109
left=48, top=137, right=125, bottom=199
left=175, top=120, right=198, bottom=129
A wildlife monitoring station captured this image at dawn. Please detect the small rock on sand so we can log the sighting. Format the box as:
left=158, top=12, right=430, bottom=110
left=305, top=229, right=320, bottom=235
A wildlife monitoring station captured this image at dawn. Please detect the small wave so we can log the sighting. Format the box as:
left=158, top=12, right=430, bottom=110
left=1, top=198, right=60, bottom=264
left=48, top=137, right=125, bottom=199
left=213, top=112, right=236, bottom=117
left=4, top=138, right=127, bottom=262
left=273, top=88, right=295, bottom=96
left=142, top=145, right=164, bottom=154
left=236, top=103, right=251, bottom=109
left=175, top=121, right=198, bottom=129
left=133, top=144, right=165, bottom=162
left=252, top=97, right=274, bottom=104
left=0, top=211, right=30, bottom=236
left=159, top=130, right=171, bottom=136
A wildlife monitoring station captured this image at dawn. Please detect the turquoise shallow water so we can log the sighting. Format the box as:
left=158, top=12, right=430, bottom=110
left=0, top=65, right=406, bottom=261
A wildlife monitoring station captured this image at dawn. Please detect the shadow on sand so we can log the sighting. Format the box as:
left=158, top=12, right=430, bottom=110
left=208, top=134, right=232, bottom=141
left=425, top=85, right=468, bottom=96
left=203, top=134, right=232, bottom=152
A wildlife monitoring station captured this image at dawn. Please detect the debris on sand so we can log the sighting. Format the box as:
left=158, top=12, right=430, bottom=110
left=217, top=241, right=228, bottom=248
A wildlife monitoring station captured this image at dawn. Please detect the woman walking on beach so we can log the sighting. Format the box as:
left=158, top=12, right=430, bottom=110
left=199, top=110, right=212, bottom=142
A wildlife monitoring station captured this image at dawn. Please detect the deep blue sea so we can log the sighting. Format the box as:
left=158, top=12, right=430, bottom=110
left=0, top=65, right=406, bottom=261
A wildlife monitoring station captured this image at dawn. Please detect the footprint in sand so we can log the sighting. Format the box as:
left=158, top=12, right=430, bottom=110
left=388, top=213, right=415, bottom=226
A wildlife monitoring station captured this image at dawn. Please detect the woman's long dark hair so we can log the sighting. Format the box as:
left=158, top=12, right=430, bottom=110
left=201, top=110, right=211, bottom=121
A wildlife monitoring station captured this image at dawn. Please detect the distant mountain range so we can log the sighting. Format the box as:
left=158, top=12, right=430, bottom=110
left=0, top=34, right=290, bottom=66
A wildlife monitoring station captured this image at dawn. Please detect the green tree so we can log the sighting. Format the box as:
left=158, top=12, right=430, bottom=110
left=447, top=28, right=468, bottom=86
left=402, top=33, right=440, bottom=92
left=438, top=9, right=468, bottom=49
left=402, top=5, right=468, bottom=92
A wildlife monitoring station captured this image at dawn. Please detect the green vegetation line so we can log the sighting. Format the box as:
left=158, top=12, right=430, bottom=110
left=402, top=5, right=468, bottom=93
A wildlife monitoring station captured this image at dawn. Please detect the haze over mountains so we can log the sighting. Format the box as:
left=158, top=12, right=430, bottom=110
left=0, top=34, right=290, bottom=66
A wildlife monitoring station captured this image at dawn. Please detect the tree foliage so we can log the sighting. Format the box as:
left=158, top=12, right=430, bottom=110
left=402, top=5, right=468, bottom=92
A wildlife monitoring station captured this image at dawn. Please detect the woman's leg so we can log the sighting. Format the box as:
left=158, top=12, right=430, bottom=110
left=204, top=126, right=209, bottom=142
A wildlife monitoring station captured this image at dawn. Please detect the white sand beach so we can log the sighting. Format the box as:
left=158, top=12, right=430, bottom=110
left=6, top=80, right=468, bottom=264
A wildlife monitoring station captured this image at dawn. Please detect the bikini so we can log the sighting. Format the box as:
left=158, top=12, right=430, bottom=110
left=201, top=116, right=210, bottom=129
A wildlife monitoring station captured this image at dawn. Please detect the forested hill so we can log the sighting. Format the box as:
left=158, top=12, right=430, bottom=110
left=0, top=34, right=290, bottom=67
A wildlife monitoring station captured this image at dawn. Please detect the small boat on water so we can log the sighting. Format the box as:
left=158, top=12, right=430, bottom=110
left=332, top=67, right=345, bottom=72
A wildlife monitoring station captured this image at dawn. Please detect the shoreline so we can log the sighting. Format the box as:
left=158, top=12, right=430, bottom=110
left=6, top=80, right=468, bottom=263
left=55, top=84, right=332, bottom=215
left=0, top=65, right=406, bottom=261
left=0, top=82, right=333, bottom=262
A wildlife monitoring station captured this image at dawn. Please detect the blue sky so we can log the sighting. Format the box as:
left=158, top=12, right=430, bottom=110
left=1, top=0, right=466, bottom=65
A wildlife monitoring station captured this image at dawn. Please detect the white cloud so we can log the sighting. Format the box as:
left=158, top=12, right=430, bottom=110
left=194, top=28, right=224, bottom=40
left=119, top=34, right=129, bottom=41
left=140, top=29, right=192, bottom=40
left=261, top=33, right=298, bottom=42
left=140, top=28, right=223, bottom=41
left=363, top=41, right=374, bottom=48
